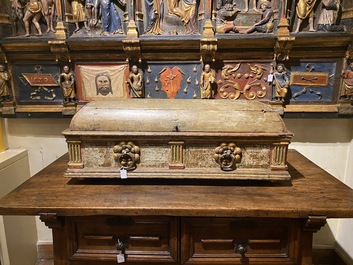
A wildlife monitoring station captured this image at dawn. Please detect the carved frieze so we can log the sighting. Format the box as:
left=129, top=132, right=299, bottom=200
left=215, top=61, right=272, bottom=101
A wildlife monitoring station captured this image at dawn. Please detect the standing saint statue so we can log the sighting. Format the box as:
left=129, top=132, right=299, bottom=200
left=127, top=65, right=144, bottom=98
left=341, top=61, right=353, bottom=101
left=59, top=65, right=76, bottom=103
left=200, top=64, right=216, bottom=99
left=273, top=64, right=290, bottom=103
left=0, top=65, right=11, bottom=102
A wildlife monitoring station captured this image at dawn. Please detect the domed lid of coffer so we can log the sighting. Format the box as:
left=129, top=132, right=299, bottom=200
left=63, top=99, right=292, bottom=136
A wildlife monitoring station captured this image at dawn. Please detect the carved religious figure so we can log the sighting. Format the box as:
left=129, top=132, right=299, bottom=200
left=317, top=0, right=344, bottom=32
left=272, top=63, right=290, bottom=103
left=167, top=0, right=198, bottom=34
left=242, top=1, right=273, bottom=34
left=99, top=0, right=126, bottom=35
left=200, top=64, right=216, bottom=99
left=0, top=65, right=11, bottom=102
left=23, top=0, right=43, bottom=37
left=341, top=61, right=353, bottom=101
left=85, top=0, right=98, bottom=27
left=145, top=0, right=163, bottom=34
left=69, top=0, right=89, bottom=33
left=159, top=66, right=184, bottom=98
left=243, top=0, right=258, bottom=12
left=41, top=0, right=56, bottom=33
left=59, top=65, right=76, bottom=103
left=10, top=0, right=27, bottom=35
left=215, top=0, right=240, bottom=33
left=293, top=0, right=318, bottom=33
left=127, top=65, right=144, bottom=98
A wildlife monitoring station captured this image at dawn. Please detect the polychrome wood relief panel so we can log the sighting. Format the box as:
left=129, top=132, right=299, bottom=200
left=12, top=63, right=62, bottom=105
left=286, top=61, right=338, bottom=103
left=75, top=63, right=128, bottom=101
left=1, top=0, right=353, bottom=117
left=143, top=62, right=202, bottom=99
left=214, top=61, right=272, bottom=101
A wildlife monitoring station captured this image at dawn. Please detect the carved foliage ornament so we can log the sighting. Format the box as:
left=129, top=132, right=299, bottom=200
left=113, top=141, right=140, bottom=171
left=214, top=143, right=242, bottom=171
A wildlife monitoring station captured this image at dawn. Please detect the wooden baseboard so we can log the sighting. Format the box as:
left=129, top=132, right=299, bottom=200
left=37, top=242, right=352, bottom=265
left=313, top=247, right=352, bottom=265
left=37, top=242, right=53, bottom=260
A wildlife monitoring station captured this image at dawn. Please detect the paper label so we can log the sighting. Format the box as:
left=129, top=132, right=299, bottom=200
left=267, top=74, right=273, bottom=83
left=117, top=251, right=125, bottom=263
left=120, top=168, right=128, bottom=179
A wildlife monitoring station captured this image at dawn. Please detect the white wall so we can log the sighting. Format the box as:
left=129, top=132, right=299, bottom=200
left=5, top=118, right=70, bottom=242
left=3, top=117, right=353, bottom=260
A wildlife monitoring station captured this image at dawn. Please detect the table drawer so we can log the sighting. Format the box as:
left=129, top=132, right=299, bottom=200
left=181, top=218, right=299, bottom=264
left=67, top=216, right=178, bottom=263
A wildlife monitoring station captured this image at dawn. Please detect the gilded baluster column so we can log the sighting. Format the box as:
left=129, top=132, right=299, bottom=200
left=55, top=0, right=68, bottom=39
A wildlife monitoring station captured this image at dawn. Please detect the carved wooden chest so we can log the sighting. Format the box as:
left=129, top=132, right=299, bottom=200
left=63, top=99, right=293, bottom=180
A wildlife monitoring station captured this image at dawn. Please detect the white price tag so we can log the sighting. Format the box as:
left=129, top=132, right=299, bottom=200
left=117, top=252, right=125, bottom=263
left=267, top=74, right=273, bottom=83
left=120, top=168, right=128, bottom=179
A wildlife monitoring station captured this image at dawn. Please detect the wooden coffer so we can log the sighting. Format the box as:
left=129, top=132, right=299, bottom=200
left=63, top=99, right=293, bottom=180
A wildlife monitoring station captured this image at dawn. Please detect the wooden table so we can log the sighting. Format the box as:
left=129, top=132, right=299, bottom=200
left=0, top=150, right=353, bottom=265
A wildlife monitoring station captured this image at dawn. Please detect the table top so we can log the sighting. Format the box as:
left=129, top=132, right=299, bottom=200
left=0, top=149, right=353, bottom=219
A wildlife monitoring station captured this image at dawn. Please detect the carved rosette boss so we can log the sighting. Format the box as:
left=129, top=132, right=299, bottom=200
left=214, top=143, right=242, bottom=171
left=113, top=141, right=140, bottom=171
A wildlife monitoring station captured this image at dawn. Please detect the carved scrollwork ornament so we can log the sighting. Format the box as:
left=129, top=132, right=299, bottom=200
left=214, top=143, right=242, bottom=171
left=113, top=141, right=140, bottom=171
left=123, top=39, right=142, bottom=63
left=48, top=41, right=71, bottom=62
left=274, top=36, right=295, bottom=61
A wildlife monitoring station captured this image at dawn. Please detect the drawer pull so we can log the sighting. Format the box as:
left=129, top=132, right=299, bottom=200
left=233, top=241, right=248, bottom=255
left=113, top=237, right=128, bottom=251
